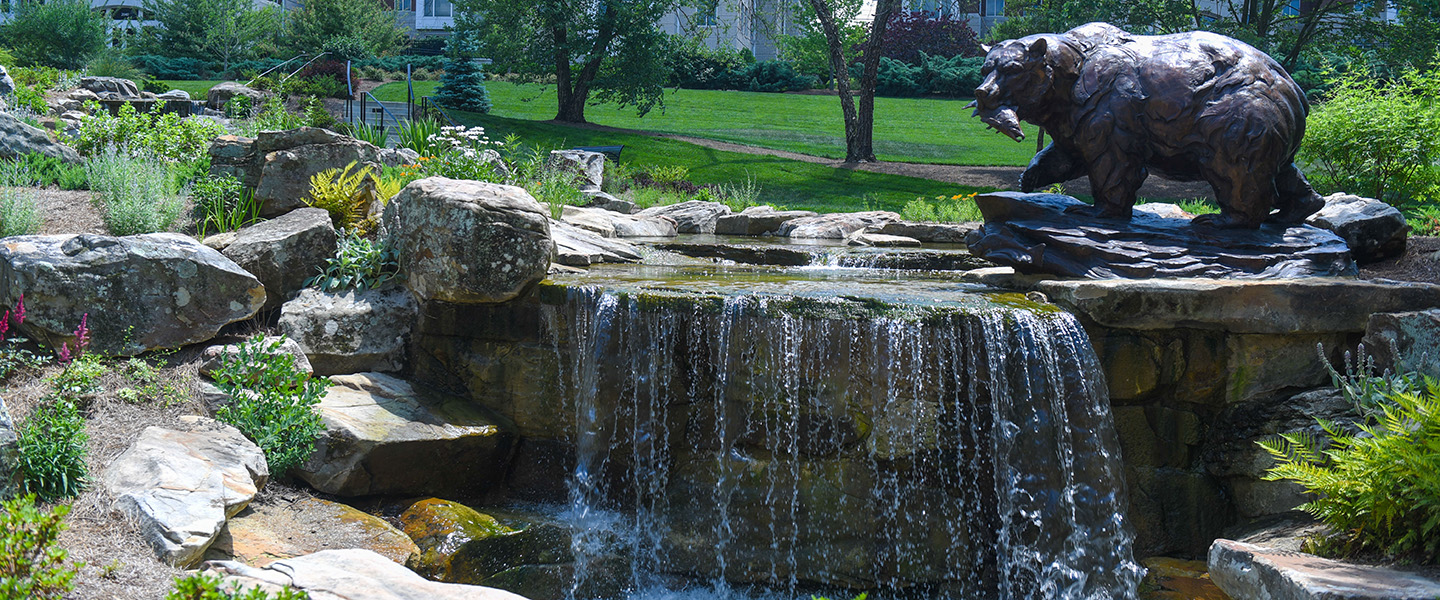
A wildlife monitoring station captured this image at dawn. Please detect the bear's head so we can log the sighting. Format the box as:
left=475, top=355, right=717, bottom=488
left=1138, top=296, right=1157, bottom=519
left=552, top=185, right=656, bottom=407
left=972, top=35, right=1065, bottom=142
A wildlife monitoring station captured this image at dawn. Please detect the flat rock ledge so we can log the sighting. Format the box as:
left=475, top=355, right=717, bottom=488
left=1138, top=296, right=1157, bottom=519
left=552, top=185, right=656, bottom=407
left=199, top=549, right=530, bottom=600
left=967, top=192, right=1355, bottom=279
left=102, top=416, right=268, bottom=567
left=1209, top=539, right=1440, bottom=600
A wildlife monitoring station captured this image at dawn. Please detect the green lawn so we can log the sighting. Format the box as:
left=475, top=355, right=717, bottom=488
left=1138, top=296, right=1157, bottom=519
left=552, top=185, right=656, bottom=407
left=374, top=81, right=1038, bottom=167
left=444, top=111, right=983, bottom=213
left=154, top=80, right=224, bottom=98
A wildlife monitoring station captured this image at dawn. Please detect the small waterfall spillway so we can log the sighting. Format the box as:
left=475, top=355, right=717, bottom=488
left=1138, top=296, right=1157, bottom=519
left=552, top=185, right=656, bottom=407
left=508, top=266, right=1145, bottom=600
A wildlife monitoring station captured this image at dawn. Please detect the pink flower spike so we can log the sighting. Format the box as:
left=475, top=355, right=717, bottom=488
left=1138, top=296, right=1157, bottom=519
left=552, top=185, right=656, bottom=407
left=73, top=313, right=90, bottom=353
left=0, top=310, right=9, bottom=339
left=13, top=294, right=24, bottom=324
left=58, top=342, right=70, bottom=365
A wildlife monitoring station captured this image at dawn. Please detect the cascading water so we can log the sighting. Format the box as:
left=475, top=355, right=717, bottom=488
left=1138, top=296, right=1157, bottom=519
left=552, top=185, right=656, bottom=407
left=543, top=281, right=1143, bottom=600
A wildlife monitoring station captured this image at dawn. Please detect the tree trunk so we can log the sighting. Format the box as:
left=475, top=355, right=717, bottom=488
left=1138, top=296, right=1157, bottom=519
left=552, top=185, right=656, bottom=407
left=552, top=24, right=586, bottom=122
left=806, top=0, right=862, bottom=161
left=852, top=0, right=901, bottom=163
left=551, top=4, right=618, bottom=124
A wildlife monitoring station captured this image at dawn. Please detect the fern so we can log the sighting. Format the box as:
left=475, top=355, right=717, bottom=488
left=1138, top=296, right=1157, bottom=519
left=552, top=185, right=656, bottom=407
left=1260, top=376, right=1440, bottom=562
left=305, top=161, right=374, bottom=229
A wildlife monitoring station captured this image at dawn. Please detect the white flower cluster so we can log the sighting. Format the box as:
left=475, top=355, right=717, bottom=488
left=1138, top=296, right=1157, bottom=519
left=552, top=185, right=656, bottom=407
left=426, top=125, right=501, bottom=158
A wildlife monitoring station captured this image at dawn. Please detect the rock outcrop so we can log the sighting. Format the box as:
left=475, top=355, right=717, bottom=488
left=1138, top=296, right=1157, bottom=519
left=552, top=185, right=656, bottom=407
left=0, top=396, right=16, bottom=501
left=0, top=234, right=266, bottom=356
left=1363, top=308, right=1440, bottom=379
left=277, top=287, right=417, bottom=376
left=221, top=208, right=338, bottom=310
left=102, top=417, right=269, bottom=567
left=78, top=76, right=141, bottom=99
left=549, top=220, right=642, bottom=266
left=295, top=373, right=515, bottom=497
left=199, top=549, right=532, bottom=600
left=384, top=178, right=553, bottom=303
left=0, top=112, right=81, bottom=163
left=560, top=206, right=677, bottom=238
left=778, top=211, right=902, bottom=239
left=206, top=81, right=266, bottom=110
left=637, top=200, right=733, bottom=234
left=1209, top=539, right=1440, bottom=600
left=714, top=206, right=817, bottom=236
left=209, top=128, right=387, bottom=217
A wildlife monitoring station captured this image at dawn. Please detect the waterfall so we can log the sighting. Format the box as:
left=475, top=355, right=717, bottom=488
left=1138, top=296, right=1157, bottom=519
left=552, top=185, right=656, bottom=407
left=547, top=286, right=1143, bottom=600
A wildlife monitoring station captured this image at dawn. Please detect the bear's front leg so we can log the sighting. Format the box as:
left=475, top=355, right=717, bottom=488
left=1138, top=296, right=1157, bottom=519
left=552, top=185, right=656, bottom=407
left=1020, top=142, right=1087, bottom=193
left=1071, top=152, right=1146, bottom=220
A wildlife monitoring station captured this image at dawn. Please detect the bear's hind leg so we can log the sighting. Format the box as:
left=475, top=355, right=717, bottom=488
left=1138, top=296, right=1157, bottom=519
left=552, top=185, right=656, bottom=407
left=1020, top=143, right=1087, bottom=192
left=1269, top=162, right=1325, bottom=224
left=1193, top=166, right=1275, bottom=229
left=1077, top=153, right=1147, bottom=220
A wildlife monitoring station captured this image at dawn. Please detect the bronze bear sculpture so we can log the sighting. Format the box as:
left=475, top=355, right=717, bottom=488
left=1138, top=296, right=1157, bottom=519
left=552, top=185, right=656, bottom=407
left=972, top=22, right=1324, bottom=229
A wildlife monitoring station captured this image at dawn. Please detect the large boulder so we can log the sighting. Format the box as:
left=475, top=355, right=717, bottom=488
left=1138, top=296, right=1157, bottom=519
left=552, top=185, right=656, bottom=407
left=547, top=150, right=605, bottom=192
left=637, top=200, right=733, bottom=234
left=156, top=89, right=192, bottom=102
left=0, top=65, right=13, bottom=95
left=714, top=206, right=818, bottom=236
left=277, top=287, right=417, bottom=376
left=0, top=112, right=81, bottom=163
left=384, top=178, right=553, bottom=303
left=874, top=221, right=978, bottom=244
left=78, top=76, right=140, bottom=99
left=1305, top=193, right=1408, bottom=263
left=294, top=373, right=515, bottom=497
left=102, top=416, right=269, bottom=567
left=778, top=211, right=902, bottom=239
left=549, top=220, right=642, bottom=266
left=221, top=208, right=338, bottom=310
left=560, top=205, right=677, bottom=238
left=253, top=129, right=385, bottom=217
left=204, top=496, right=419, bottom=567
left=198, top=549, right=531, bottom=600
left=200, top=335, right=314, bottom=379
left=206, top=81, right=266, bottom=110
left=1363, top=308, right=1440, bottom=379
left=0, top=234, right=266, bottom=356
left=1209, top=539, right=1440, bottom=600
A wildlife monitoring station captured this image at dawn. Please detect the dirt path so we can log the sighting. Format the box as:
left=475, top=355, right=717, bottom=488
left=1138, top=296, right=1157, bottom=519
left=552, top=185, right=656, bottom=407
left=558, top=121, right=1217, bottom=201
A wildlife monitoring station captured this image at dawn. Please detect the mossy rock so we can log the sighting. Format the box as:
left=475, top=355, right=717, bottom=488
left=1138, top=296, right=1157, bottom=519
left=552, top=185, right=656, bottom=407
left=399, top=498, right=575, bottom=585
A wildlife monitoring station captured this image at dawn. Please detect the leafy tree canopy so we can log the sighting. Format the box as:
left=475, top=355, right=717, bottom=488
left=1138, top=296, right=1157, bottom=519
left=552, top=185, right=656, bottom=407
left=0, top=0, right=108, bottom=70
left=284, top=0, right=409, bottom=60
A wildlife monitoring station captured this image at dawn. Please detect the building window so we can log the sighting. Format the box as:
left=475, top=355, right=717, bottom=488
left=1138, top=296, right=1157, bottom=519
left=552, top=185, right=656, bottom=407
left=984, top=0, right=1003, bottom=16
left=699, top=3, right=717, bottom=28
left=1281, top=0, right=1300, bottom=16
left=394, top=0, right=413, bottom=10
left=423, top=0, right=451, bottom=18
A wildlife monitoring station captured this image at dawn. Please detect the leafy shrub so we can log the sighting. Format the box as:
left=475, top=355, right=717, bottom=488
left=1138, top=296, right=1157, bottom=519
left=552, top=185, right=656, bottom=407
left=75, top=102, right=227, bottom=164
left=86, top=50, right=147, bottom=81
left=306, top=230, right=399, bottom=292
left=901, top=193, right=983, bottom=223
left=396, top=117, right=445, bottom=156
left=85, top=151, right=186, bottom=235
left=871, top=54, right=984, bottom=97
left=668, top=40, right=753, bottom=90
left=1410, top=205, right=1440, bottom=237
left=0, top=495, right=80, bottom=600
left=1299, top=66, right=1440, bottom=206
left=210, top=335, right=329, bottom=476
left=0, top=187, right=45, bottom=236
left=10, top=83, right=49, bottom=114
left=224, top=95, right=255, bottom=119
left=13, top=152, right=89, bottom=190
left=1260, top=378, right=1440, bottom=562
left=234, top=96, right=305, bottom=137
left=46, top=355, right=105, bottom=406
left=167, top=573, right=309, bottom=600
left=1, top=0, right=107, bottom=69
left=193, top=174, right=261, bottom=238
left=351, top=54, right=447, bottom=73
left=130, top=54, right=211, bottom=80
left=15, top=397, right=89, bottom=501
left=306, top=161, right=373, bottom=229
left=730, top=60, right=815, bottom=93
left=435, top=36, right=492, bottom=114
left=881, top=11, right=982, bottom=64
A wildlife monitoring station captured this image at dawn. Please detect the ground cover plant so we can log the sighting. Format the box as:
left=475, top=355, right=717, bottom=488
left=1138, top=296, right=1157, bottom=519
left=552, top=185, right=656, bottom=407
left=373, top=80, right=1039, bottom=167
left=166, top=573, right=309, bottom=600
left=84, top=151, right=186, bottom=236
left=307, top=230, right=399, bottom=293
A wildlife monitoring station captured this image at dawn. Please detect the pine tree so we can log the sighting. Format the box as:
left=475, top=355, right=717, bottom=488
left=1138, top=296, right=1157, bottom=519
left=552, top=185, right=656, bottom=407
left=435, top=36, right=492, bottom=114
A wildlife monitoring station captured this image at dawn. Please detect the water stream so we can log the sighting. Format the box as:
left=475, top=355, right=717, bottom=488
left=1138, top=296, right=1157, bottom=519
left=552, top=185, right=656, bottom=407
left=538, top=267, right=1143, bottom=600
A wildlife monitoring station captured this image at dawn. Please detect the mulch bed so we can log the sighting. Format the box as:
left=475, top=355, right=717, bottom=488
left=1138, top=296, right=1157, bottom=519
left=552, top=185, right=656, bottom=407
left=1358, top=236, right=1440, bottom=285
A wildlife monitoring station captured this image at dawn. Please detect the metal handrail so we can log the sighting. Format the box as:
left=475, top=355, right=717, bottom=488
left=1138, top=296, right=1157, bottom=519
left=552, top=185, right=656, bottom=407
left=244, top=54, right=310, bottom=87
left=419, top=97, right=460, bottom=127
left=360, top=91, right=404, bottom=129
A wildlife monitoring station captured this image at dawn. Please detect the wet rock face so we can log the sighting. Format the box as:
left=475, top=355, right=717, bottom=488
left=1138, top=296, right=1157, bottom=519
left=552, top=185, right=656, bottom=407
left=294, top=373, right=515, bottom=497
left=102, top=417, right=268, bottom=567
left=278, top=287, right=417, bottom=376
left=221, top=207, right=338, bottom=310
left=384, top=177, right=553, bottom=304
left=397, top=498, right=625, bottom=600
left=0, top=233, right=265, bottom=356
